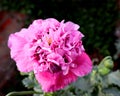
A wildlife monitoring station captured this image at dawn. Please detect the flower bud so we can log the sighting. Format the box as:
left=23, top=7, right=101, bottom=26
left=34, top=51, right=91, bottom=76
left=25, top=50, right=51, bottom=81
left=103, top=59, right=113, bottom=69
left=98, top=67, right=111, bottom=75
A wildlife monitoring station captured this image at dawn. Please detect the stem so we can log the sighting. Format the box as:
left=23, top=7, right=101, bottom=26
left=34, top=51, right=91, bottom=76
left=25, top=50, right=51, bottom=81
left=6, top=90, right=42, bottom=96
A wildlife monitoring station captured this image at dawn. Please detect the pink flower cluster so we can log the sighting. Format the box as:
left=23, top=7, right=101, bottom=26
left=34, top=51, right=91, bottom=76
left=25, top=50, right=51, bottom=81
left=8, top=18, right=92, bottom=92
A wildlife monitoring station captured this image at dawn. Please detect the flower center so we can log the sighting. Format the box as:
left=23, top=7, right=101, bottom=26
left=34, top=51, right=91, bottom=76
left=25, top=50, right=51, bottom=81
left=47, top=37, right=52, bottom=45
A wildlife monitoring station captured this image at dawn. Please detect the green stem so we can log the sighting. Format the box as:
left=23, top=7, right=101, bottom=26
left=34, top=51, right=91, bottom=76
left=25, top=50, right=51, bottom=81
left=6, top=90, right=42, bottom=96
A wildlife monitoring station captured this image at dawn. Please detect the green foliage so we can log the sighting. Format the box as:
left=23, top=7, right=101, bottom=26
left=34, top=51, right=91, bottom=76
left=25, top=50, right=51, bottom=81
left=0, top=0, right=35, bottom=14
left=108, top=70, right=120, bottom=87
left=22, top=76, right=35, bottom=89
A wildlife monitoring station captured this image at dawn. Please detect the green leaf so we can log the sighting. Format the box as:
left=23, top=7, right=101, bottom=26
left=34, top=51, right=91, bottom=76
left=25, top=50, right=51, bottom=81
left=100, top=76, right=109, bottom=88
left=98, top=91, right=106, bottom=96
left=61, top=91, right=75, bottom=96
left=22, top=77, right=35, bottom=89
left=72, top=77, right=92, bottom=92
left=103, top=87, right=120, bottom=96
left=108, top=70, right=120, bottom=87
left=75, top=88, right=92, bottom=96
left=33, top=83, right=42, bottom=93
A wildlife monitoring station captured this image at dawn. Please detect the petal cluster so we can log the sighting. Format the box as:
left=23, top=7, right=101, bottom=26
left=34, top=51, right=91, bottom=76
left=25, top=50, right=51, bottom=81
left=8, top=18, right=92, bottom=92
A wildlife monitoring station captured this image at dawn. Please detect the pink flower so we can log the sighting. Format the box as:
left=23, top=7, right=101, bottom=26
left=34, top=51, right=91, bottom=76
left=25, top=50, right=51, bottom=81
left=8, top=18, right=92, bottom=92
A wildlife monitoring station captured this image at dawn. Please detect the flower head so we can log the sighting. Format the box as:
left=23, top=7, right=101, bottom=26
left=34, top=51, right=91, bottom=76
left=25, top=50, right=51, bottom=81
left=8, top=18, right=92, bottom=92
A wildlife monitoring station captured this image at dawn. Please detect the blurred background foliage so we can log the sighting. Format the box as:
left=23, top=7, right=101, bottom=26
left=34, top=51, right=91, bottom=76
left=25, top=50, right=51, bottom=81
left=0, top=0, right=117, bottom=57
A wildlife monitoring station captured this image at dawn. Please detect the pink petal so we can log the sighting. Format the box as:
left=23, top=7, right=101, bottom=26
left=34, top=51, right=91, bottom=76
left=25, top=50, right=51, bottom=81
left=64, top=21, right=80, bottom=31
left=35, top=71, right=77, bottom=92
left=71, top=52, right=92, bottom=77
left=47, top=53, right=64, bottom=65
left=8, top=33, right=33, bottom=72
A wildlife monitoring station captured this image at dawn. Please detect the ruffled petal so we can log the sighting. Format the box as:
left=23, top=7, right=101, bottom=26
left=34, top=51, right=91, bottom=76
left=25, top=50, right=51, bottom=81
left=64, top=21, right=80, bottom=31
left=71, top=52, right=92, bottom=77
left=8, top=33, right=33, bottom=72
left=35, top=71, right=77, bottom=92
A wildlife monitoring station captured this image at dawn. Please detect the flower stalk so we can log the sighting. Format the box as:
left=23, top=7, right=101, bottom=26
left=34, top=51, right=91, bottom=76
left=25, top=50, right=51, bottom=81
left=6, top=90, right=42, bottom=96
